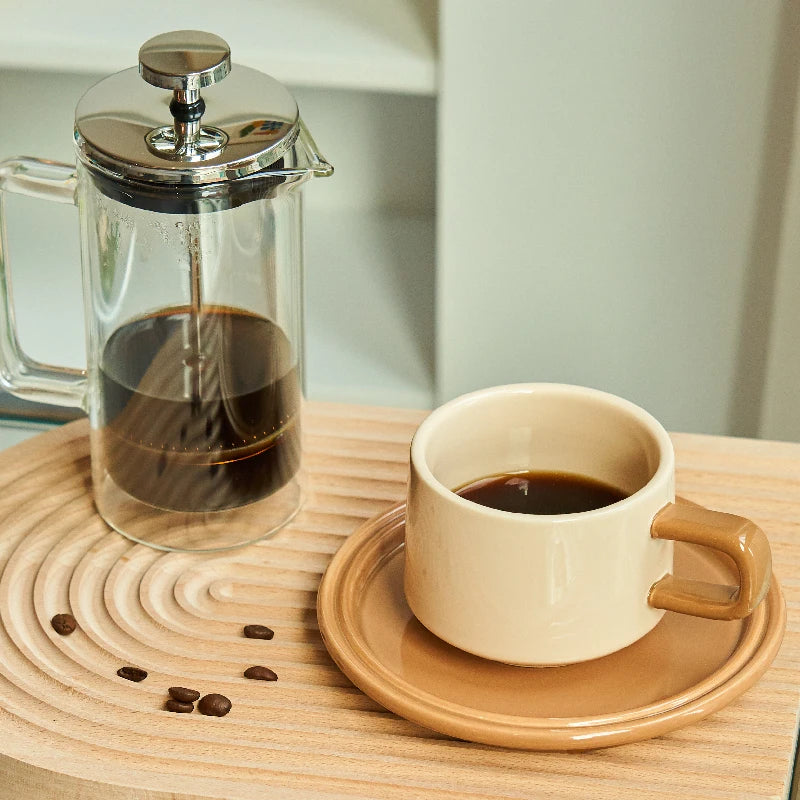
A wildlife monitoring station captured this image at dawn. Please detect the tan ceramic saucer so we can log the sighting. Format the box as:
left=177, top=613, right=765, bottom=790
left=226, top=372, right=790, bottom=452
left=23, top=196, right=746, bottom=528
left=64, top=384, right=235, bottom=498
left=317, top=502, right=786, bottom=750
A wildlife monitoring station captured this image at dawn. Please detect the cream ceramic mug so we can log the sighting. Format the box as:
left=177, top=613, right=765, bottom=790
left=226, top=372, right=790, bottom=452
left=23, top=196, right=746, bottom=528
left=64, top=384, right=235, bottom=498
left=404, top=384, right=772, bottom=666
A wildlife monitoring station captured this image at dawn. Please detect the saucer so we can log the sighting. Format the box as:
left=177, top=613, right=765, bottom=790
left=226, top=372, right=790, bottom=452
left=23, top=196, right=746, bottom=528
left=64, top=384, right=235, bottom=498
left=317, top=502, right=786, bottom=750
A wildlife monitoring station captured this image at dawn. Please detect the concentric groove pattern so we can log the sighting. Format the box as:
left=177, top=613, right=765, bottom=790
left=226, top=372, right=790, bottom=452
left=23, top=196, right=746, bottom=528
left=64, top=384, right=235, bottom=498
left=0, top=407, right=798, bottom=799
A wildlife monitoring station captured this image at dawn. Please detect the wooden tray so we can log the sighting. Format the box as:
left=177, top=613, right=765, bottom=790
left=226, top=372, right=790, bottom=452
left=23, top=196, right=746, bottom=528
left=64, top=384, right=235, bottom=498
left=0, top=407, right=798, bottom=799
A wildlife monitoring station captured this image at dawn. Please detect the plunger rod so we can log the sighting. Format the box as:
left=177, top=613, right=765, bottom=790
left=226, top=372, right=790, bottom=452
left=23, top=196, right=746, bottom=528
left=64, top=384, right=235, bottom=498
left=189, top=232, right=203, bottom=406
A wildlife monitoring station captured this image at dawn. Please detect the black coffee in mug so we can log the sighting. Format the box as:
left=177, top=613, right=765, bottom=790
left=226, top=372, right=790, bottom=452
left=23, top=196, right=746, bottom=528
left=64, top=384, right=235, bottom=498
left=455, top=470, right=628, bottom=515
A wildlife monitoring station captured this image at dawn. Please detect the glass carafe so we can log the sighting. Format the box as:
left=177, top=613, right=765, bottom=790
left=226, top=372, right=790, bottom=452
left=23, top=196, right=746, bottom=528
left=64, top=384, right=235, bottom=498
left=0, top=31, right=332, bottom=551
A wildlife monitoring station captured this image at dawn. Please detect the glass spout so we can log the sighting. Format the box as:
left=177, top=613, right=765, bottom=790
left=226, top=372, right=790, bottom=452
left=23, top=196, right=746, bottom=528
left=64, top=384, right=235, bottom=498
left=297, top=119, right=334, bottom=178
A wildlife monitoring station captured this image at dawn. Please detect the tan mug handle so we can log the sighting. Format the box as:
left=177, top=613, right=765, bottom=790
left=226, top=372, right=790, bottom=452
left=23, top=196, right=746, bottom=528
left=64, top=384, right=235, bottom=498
left=648, top=501, right=772, bottom=620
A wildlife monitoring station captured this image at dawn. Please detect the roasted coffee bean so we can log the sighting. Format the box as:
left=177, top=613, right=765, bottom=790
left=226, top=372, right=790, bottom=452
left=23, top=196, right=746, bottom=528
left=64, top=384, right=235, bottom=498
left=168, top=686, right=200, bottom=703
left=244, top=666, right=278, bottom=681
left=165, top=699, right=194, bottom=714
left=243, top=624, right=274, bottom=640
left=198, top=693, right=231, bottom=717
left=50, top=613, right=77, bottom=636
left=117, top=666, right=148, bottom=682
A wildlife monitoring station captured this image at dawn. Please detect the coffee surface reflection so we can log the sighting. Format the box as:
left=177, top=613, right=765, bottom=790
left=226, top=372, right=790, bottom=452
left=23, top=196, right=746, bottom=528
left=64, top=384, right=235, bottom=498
left=456, top=470, right=628, bottom=515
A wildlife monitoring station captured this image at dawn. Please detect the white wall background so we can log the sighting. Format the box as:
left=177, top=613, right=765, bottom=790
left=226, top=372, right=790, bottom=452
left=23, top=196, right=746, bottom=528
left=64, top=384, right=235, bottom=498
left=2, top=1, right=800, bottom=439
left=437, top=0, right=797, bottom=437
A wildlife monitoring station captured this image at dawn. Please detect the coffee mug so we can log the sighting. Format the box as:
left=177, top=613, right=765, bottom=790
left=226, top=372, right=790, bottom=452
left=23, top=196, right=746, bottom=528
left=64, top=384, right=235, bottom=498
left=404, top=384, right=772, bottom=666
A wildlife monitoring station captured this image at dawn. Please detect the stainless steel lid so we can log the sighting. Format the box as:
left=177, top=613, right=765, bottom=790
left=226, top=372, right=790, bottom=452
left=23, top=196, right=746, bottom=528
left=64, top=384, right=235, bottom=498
left=74, top=30, right=301, bottom=185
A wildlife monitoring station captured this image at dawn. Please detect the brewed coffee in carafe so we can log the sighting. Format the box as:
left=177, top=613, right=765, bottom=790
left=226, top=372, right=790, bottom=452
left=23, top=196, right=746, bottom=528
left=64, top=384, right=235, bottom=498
left=99, top=306, right=301, bottom=513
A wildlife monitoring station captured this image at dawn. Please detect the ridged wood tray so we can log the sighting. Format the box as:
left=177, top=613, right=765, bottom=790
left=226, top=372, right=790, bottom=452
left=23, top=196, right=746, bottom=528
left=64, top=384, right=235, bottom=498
left=0, top=404, right=798, bottom=799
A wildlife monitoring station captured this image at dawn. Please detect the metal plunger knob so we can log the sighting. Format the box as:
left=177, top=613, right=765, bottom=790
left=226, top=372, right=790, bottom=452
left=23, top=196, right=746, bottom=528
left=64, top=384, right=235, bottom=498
left=139, top=31, right=231, bottom=158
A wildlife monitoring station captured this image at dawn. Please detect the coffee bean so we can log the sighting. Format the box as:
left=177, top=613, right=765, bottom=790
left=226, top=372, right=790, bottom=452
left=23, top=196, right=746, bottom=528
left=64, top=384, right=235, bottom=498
left=50, top=613, right=77, bottom=636
left=165, top=699, right=194, bottom=714
left=117, top=666, right=148, bottom=682
left=198, top=693, right=231, bottom=717
left=168, top=686, right=200, bottom=703
left=244, top=666, right=278, bottom=681
left=243, top=624, right=274, bottom=640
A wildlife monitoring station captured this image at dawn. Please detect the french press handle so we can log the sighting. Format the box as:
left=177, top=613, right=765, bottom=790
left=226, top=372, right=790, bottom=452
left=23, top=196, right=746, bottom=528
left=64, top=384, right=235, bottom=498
left=0, top=157, right=86, bottom=409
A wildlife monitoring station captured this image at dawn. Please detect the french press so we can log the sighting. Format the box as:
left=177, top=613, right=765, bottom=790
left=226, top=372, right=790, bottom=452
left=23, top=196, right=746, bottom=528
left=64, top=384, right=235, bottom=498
left=0, top=31, right=332, bottom=550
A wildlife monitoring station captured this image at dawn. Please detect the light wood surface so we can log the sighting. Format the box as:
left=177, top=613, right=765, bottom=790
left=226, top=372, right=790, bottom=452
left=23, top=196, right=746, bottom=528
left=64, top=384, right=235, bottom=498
left=0, top=404, right=798, bottom=799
